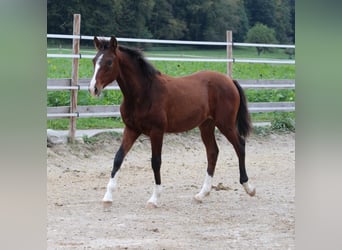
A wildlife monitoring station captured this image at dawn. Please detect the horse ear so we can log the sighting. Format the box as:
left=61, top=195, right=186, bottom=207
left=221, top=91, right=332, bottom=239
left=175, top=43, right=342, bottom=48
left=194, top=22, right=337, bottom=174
left=94, top=36, right=101, bottom=51
left=109, top=36, right=118, bottom=52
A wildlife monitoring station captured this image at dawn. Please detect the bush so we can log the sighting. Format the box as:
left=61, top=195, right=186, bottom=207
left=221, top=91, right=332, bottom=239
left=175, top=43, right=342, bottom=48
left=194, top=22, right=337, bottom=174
left=271, top=112, right=295, bottom=132
left=245, top=23, right=278, bottom=56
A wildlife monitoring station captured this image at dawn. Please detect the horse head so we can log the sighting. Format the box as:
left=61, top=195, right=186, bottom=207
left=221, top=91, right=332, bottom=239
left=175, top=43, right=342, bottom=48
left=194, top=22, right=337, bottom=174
left=89, top=36, right=119, bottom=97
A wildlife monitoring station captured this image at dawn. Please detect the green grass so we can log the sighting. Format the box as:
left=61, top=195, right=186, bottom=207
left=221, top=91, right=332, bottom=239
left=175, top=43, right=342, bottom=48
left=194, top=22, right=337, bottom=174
left=47, top=117, right=124, bottom=130
left=47, top=47, right=295, bottom=131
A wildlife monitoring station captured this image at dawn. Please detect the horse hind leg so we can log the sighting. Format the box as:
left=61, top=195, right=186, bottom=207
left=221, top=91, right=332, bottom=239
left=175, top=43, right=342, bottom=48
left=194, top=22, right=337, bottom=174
left=194, top=120, right=219, bottom=202
left=237, top=135, right=256, bottom=196
left=218, top=125, right=256, bottom=197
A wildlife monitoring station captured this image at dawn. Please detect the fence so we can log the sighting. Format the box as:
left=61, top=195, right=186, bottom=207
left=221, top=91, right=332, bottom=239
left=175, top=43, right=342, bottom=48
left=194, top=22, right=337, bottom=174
left=47, top=14, right=295, bottom=142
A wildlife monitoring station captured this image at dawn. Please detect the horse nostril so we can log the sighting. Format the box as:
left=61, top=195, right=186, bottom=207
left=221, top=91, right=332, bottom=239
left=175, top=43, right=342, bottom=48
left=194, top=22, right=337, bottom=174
left=94, top=87, right=98, bottom=95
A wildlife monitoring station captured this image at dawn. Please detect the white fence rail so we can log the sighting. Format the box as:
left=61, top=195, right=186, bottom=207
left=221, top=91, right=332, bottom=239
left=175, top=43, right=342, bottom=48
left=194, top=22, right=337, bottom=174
left=47, top=34, right=295, bottom=65
left=47, top=34, right=295, bottom=48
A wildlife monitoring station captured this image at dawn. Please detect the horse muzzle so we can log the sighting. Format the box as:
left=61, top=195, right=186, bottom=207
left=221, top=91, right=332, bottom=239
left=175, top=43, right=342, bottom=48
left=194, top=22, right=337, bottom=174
left=89, top=85, right=102, bottom=97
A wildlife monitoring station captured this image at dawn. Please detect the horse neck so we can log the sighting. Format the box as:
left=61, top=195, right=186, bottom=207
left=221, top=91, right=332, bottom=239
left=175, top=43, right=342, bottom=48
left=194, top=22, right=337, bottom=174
left=116, top=51, right=150, bottom=103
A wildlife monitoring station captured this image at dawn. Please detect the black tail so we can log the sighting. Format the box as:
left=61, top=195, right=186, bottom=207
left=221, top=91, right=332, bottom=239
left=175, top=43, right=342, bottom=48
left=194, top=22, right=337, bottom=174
left=233, top=79, right=252, bottom=137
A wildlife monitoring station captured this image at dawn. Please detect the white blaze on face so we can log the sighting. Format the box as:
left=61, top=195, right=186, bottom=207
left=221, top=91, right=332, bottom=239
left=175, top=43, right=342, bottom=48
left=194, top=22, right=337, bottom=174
left=89, top=54, right=103, bottom=96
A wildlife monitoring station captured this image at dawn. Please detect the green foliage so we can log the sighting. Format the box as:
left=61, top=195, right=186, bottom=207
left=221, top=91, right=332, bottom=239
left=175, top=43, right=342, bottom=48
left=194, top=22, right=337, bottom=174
left=77, top=90, right=123, bottom=106
left=82, top=135, right=98, bottom=144
left=244, top=0, right=276, bottom=29
left=116, top=0, right=155, bottom=38
left=150, top=0, right=187, bottom=39
left=252, top=111, right=295, bottom=136
left=245, top=23, right=278, bottom=55
left=274, top=0, right=293, bottom=43
left=185, top=0, right=249, bottom=42
left=252, top=125, right=271, bottom=136
left=47, top=91, right=70, bottom=107
left=246, top=89, right=295, bottom=103
left=47, top=0, right=294, bottom=43
left=270, top=112, right=295, bottom=132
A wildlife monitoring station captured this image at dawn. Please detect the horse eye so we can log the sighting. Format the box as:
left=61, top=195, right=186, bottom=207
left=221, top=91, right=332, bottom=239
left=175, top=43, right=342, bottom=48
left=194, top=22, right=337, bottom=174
left=107, top=60, right=113, bottom=66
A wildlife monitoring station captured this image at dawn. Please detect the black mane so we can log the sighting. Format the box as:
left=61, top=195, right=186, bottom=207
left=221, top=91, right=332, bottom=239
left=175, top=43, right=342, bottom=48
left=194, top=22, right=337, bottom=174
left=118, top=45, right=161, bottom=80
left=98, top=39, right=160, bottom=80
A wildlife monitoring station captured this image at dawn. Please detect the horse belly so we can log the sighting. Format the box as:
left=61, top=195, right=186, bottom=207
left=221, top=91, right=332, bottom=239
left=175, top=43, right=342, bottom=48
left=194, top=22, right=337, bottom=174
left=166, top=102, right=208, bottom=133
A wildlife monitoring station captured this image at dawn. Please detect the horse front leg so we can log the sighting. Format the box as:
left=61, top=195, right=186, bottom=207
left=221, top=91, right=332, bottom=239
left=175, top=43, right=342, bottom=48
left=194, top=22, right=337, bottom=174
left=103, top=127, right=141, bottom=205
left=146, top=130, right=164, bottom=208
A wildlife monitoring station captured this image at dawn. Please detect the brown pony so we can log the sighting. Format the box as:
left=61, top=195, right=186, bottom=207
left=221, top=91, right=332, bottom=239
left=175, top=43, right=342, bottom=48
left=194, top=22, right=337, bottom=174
left=89, top=36, right=255, bottom=208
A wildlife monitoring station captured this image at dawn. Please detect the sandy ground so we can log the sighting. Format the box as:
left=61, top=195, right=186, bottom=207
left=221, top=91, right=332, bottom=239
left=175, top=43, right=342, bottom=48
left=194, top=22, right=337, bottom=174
left=47, top=130, right=295, bottom=249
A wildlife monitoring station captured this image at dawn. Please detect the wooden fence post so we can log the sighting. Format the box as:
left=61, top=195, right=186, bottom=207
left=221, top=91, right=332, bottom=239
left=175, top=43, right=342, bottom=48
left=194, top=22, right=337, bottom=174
left=69, top=14, right=81, bottom=143
left=226, top=30, right=233, bottom=77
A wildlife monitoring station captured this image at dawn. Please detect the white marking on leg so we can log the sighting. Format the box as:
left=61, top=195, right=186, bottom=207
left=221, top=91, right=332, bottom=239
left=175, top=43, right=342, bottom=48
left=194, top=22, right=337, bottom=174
left=102, top=170, right=119, bottom=202
left=147, top=184, right=162, bottom=208
left=194, top=173, right=212, bottom=202
left=242, top=181, right=256, bottom=196
left=89, top=54, right=103, bottom=96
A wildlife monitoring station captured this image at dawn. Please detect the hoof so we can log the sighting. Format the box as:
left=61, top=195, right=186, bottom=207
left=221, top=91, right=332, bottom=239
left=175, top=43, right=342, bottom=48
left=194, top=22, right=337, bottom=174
left=194, top=194, right=203, bottom=203
left=194, top=191, right=210, bottom=203
left=103, top=191, right=113, bottom=203
left=242, top=182, right=256, bottom=197
left=247, top=187, right=256, bottom=197
left=146, top=202, right=158, bottom=209
left=102, top=200, right=112, bottom=208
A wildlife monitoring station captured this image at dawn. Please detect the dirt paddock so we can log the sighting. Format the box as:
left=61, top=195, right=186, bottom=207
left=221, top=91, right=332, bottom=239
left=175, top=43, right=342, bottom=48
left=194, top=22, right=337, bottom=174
left=47, top=131, right=295, bottom=249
